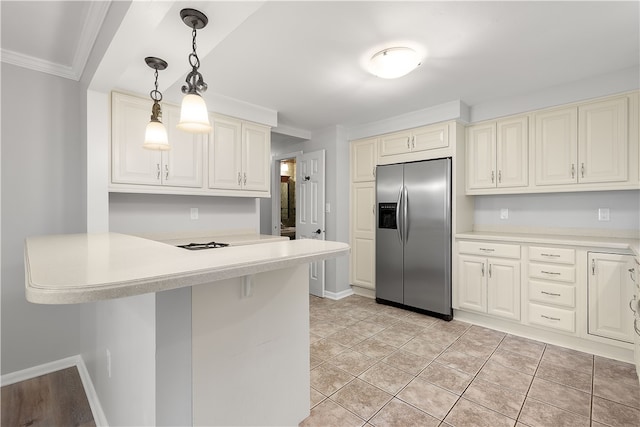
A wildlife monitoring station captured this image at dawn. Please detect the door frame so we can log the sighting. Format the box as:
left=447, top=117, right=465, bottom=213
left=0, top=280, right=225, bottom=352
left=271, top=151, right=303, bottom=236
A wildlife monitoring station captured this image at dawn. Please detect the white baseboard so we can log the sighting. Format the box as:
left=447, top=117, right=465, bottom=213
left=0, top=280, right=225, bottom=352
left=324, top=288, right=354, bottom=300
left=1, top=355, right=108, bottom=426
left=351, top=285, right=376, bottom=299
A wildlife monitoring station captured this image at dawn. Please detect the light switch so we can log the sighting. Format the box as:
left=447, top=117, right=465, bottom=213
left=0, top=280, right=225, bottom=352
left=598, top=208, right=610, bottom=221
left=500, top=208, right=509, bottom=220
left=190, top=208, right=199, bottom=220
left=325, top=203, right=331, bottom=213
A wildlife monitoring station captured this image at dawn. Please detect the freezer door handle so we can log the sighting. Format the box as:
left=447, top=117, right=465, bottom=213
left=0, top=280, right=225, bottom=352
left=395, top=187, right=403, bottom=243
left=403, top=185, right=409, bottom=243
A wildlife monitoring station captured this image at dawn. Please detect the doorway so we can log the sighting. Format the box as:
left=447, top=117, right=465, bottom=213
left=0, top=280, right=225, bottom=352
left=279, top=158, right=297, bottom=240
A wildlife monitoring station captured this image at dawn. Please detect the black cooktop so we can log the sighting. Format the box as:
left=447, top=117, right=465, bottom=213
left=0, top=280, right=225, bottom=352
left=176, top=241, right=230, bottom=250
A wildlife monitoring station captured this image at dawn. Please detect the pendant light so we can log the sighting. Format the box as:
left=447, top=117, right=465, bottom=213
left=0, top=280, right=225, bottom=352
left=143, top=56, right=170, bottom=150
left=177, top=8, right=211, bottom=133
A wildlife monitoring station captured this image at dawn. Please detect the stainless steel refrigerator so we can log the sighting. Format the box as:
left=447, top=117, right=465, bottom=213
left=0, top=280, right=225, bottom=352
left=376, top=158, right=452, bottom=320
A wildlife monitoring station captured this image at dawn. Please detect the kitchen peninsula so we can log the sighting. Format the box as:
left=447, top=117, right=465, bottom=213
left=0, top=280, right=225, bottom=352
left=24, top=233, right=350, bottom=425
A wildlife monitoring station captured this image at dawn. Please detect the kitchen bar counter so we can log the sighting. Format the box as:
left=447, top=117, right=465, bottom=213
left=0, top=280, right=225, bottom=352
left=24, top=232, right=349, bottom=304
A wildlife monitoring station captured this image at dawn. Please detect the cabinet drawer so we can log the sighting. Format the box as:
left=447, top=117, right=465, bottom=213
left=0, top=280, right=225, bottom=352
left=529, top=280, right=575, bottom=308
left=528, top=303, right=575, bottom=333
left=529, top=246, right=575, bottom=265
left=529, top=263, right=575, bottom=283
left=458, top=241, right=520, bottom=259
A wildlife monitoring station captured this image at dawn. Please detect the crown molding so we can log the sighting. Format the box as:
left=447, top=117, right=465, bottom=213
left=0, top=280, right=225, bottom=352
left=0, top=1, right=111, bottom=81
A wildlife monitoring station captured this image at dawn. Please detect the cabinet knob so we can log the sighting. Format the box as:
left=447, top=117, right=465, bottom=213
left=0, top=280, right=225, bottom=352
left=406, top=137, right=410, bottom=149
left=491, top=171, right=495, bottom=183
left=165, top=164, right=169, bottom=180
left=157, top=163, right=161, bottom=180
left=243, top=172, right=247, bottom=185
left=571, top=164, right=575, bottom=179
left=581, top=163, right=585, bottom=178
left=498, top=170, right=502, bottom=183
left=238, top=172, right=242, bottom=186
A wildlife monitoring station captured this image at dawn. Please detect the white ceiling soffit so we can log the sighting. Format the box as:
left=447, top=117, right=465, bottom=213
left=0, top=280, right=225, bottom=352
left=0, top=1, right=111, bottom=81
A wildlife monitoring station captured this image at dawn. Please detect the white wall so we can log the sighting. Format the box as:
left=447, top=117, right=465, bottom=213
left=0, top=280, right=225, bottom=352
left=1, top=63, right=86, bottom=374
left=109, top=193, right=259, bottom=233
left=475, top=191, right=640, bottom=231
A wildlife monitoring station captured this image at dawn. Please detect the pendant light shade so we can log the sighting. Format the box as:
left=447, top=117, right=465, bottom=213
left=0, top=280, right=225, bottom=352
left=144, top=120, right=170, bottom=150
left=178, top=8, right=211, bottom=133
left=142, top=56, right=170, bottom=150
left=177, top=93, right=210, bottom=133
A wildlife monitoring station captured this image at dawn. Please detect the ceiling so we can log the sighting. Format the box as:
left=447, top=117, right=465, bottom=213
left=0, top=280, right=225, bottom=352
left=2, top=1, right=639, bottom=134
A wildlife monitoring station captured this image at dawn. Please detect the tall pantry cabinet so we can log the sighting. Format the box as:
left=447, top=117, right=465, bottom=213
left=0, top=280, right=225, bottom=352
left=349, top=138, right=377, bottom=295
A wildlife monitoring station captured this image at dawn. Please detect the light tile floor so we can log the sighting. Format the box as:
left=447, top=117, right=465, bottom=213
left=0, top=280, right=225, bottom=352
left=300, top=295, right=640, bottom=427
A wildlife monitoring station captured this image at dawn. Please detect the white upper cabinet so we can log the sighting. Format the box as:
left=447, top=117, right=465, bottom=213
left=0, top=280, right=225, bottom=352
left=208, top=114, right=270, bottom=194
left=466, top=116, right=528, bottom=191
left=162, top=105, right=204, bottom=188
left=241, top=122, right=270, bottom=192
left=466, top=123, right=496, bottom=190
left=578, top=97, right=628, bottom=184
left=208, top=114, right=242, bottom=190
left=111, top=92, right=163, bottom=186
left=535, top=96, right=629, bottom=186
left=351, top=138, right=377, bottom=182
left=497, top=116, right=529, bottom=188
left=110, top=91, right=270, bottom=197
left=535, top=107, right=578, bottom=186
left=379, top=123, right=448, bottom=157
left=111, top=92, right=203, bottom=189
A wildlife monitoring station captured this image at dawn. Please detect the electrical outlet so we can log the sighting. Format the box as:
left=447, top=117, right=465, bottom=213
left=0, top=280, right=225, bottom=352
left=190, top=208, right=199, bottom=220
left=500, top=208, right=509, bottom=220
left=106, top=349, right=112, bottom=378
left=598, top=208, right=610, bottom=221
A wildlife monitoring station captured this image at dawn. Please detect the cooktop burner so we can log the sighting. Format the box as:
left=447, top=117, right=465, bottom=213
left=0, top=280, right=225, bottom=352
left=177, top=241, right=230, bottom=250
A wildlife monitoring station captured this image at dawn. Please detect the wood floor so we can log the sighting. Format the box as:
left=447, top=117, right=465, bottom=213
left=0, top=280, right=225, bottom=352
left=1, top=366, right=95, bottom=427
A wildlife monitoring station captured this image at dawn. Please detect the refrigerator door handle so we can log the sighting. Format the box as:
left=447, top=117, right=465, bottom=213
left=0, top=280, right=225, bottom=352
left=395, top=187, right=403, bottom=243
left=403, top=185, right=409, bottom=243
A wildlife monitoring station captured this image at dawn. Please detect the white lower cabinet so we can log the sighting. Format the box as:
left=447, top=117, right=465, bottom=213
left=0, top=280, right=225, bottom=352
left=588, top=252, right=636, bottom=343
left=458, top=252, right=521, bottom=321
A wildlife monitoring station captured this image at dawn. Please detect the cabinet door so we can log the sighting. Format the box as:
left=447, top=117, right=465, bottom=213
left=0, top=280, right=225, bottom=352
left=162, top=106, right=204, bottom=188
left=578, top=97, right=628, bottom=184
left=352, top=237, right=375, bottom=289
left=497, top=116, right=528, bottom=188
left=458, top=255, right=487, bottom=313
left=111, top=92, right=162, bottom=185
left=466, top=123, right=497, bottom=190
left=588, top=253, right=635, bottom=343
left=487, top=259, right=521, bottom=321
left=412, top=123, right=449, bottom=152
left=535, top=107, right=578, bottom=186
left=352, top=183, right=375, bottom=238
left=242, top=122, right=271, bottom=191
left=209, top=115, right=242, bottom=190
left=379, top=131, right=411, bottom=157
left=351, top=138, right=377, bottom=182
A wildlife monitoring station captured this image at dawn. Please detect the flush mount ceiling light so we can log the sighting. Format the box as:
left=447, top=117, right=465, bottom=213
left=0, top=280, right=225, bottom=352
left=177, top=8, right=211, bottom=133
left=369, top=47, right=421, bottom=79
left=143, top=56, right=170, bottom=151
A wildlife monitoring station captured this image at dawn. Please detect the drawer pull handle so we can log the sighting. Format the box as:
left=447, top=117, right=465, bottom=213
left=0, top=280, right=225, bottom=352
left=541, top=291, right=561, bottom=297
left=635, top=318, right=640, bottom=336
left=541, top=270, right=561, bottom=275
left=629, top=298, right=637, bottom=314
left=541, top=253, right=560, bottom=257
left=629, top=268, right=636, bottom=283
left=479, top=248, right=495, bottom=252
left=541, top=314, right=561, bottom=322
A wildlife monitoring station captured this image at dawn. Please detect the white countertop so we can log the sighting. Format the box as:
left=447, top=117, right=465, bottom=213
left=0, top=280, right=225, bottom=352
left=455, top=231, right=640, bottom=257
left=24, top=233, right=349, bottom=304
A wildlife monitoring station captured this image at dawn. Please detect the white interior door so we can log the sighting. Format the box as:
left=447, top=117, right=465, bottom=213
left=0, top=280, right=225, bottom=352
left=297, top=150, right=326, bottom=297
